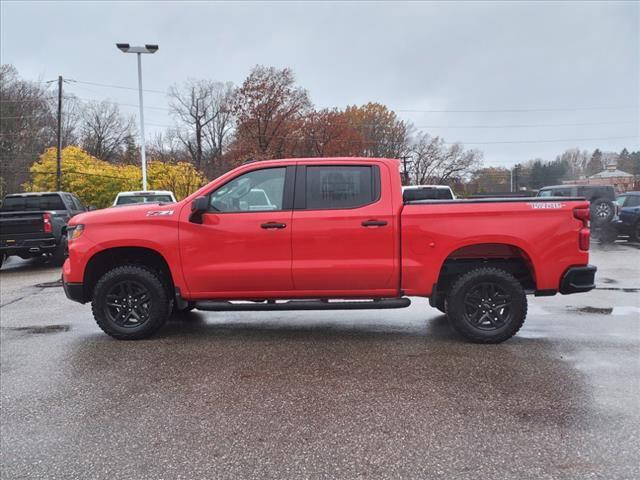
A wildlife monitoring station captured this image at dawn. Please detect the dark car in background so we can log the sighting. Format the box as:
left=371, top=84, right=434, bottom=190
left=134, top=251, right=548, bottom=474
left=0, top=192, right=86, bottom=268
left=614, top=191, right=640, bottom=242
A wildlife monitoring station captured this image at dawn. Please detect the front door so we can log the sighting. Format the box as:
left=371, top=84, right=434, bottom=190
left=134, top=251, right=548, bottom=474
left=179, top=166, right=295, bottom=298
left=291, top=163, right=398, bottom=294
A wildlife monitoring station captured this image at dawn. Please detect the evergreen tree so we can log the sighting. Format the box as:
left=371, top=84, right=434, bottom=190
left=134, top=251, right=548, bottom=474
left=586, top=149, right=604, bottom=176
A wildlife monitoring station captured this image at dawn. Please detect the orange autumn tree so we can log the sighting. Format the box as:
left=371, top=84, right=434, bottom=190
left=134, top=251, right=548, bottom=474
left=231, top=65, right=311, bottom=161
left=344, top=102, right=411, bottom=158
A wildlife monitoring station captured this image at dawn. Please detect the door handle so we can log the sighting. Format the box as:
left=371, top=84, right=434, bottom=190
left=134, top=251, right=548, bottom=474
left=361, top=220, right=388, bottom=227
left=261, top=222, right=287, bottom=229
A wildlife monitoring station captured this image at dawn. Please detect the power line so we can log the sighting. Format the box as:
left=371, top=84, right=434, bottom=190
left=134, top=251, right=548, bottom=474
left=414, top=120, right=638, bottom=129
left=452, top=135, right=638, bottom=145
left=396, top=106, right=636, bottom=113
left=70, top=96, right=172, bottom=111
left=66, top=79, right=167, bottom=95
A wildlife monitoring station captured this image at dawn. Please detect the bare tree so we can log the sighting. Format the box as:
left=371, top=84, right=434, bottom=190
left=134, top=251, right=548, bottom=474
left=169, top=79, right=234, bottom=176
left=409, top=132, right=482, bottom=185
left=0, top=64, right=53, bottom=193
left=555, top=148, right=590, bottom=179
left=147, top=130, right=189, bottom=164
left=78, top=100, right=136, bottom=162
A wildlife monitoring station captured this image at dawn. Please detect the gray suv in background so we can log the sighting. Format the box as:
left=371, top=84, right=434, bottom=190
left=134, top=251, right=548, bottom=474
left=537, top=185, right=616, bottom=225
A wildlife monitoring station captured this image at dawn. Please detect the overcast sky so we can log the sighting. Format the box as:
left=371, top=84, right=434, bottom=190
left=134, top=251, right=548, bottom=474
left=2, top=0, right=638, bottom=167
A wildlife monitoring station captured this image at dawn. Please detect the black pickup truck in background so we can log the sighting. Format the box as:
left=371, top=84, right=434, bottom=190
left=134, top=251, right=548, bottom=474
left=0, top=192, right=87, bottom=268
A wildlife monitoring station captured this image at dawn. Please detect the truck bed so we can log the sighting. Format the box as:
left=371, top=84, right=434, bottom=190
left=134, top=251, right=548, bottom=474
left=400, top=197, right=590, bottom=296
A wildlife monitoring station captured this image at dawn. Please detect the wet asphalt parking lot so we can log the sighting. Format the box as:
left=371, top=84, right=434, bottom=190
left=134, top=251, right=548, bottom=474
left=1, top=243, right=639, bottom=479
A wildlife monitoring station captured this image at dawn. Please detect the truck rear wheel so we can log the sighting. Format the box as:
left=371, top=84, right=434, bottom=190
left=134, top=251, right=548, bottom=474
left=91, top=265, right=170, bottom=340
left=446, top=267, right=527, bottom=344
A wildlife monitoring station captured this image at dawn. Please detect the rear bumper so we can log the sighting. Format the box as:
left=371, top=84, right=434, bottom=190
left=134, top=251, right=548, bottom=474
left=63, top=278, right=85, bottom=304
left=560, top=265, right=597, bottom=294
left=0, top=236, right=57, bottom=256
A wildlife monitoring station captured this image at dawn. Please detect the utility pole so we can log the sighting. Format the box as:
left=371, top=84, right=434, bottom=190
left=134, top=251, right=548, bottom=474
left=56, top=75, right=62, bottom=191
left=510, top=167, right=514, bottom=193
left=399, top=155, right=412, bottom=185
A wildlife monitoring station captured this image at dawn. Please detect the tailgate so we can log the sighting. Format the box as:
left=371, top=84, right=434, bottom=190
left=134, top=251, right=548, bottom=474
left=0, top=212, right=45, bottom=236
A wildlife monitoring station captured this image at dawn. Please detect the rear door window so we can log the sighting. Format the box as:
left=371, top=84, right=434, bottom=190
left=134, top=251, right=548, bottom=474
left=552, top=188, right=572, bottom=197
left=304, top=166, right=378, bottom=210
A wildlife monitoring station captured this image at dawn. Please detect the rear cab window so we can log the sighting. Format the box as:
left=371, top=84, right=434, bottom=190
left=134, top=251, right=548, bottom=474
left=298, top=165, right=380, bottom=210
left=1, top=194, right=66, bottom=211
left=116, top=195, right=174, bottom=205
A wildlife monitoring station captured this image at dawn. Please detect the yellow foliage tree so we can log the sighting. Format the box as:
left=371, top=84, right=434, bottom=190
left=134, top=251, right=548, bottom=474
left=24, top=146, right=206, bottom=208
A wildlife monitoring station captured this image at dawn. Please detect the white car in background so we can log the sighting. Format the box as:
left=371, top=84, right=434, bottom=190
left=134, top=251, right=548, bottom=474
left=112, top=190, right=177, bottom=207
left=402, top=185, right=456, bottom=201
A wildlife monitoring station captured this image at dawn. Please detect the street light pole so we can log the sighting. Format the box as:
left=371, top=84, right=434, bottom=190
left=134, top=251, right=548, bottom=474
left=136, top=53, right=147, bottom=191
left=116, top=43, right=158, bottom=192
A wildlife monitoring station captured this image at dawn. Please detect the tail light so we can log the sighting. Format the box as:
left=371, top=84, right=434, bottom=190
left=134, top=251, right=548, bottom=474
left=573, top=207, right=590, bottom=250
left=42, top=213, right=52, bottom=233
left=573, top=207, right=590, bottom=226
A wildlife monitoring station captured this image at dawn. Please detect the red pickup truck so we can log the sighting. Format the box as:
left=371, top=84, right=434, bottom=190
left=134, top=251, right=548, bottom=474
left=62, top=158, right=596, bottom=343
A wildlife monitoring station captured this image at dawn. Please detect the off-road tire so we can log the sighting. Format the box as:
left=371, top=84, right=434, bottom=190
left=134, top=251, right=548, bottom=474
left=590, top=199, right=614, bottom=225
left=591, top=225, right=618, bottom=244
left=446, top=267, right=527, bottom=344
left=91, top=265, right=170, bottom=340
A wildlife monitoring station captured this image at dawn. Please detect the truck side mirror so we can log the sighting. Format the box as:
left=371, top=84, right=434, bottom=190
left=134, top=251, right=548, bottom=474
left=189, top=196, right=208, bottom=223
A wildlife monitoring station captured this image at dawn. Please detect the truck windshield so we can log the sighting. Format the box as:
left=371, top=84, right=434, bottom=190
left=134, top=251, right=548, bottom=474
left=116, top=195, right=174, bottom=205
left=1, top=194, right=66, bottom=211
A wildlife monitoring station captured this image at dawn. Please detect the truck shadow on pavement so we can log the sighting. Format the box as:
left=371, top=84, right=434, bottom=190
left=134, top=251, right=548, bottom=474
left=159, top=311, right=464, bottom=343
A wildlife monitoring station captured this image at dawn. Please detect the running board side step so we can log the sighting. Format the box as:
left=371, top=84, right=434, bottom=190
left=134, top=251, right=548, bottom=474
left=194, top=297, right=411, bottom=312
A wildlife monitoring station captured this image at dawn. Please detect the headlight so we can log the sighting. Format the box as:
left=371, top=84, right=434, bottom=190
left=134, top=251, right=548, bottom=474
left=67, top=224, right=84, bottom=241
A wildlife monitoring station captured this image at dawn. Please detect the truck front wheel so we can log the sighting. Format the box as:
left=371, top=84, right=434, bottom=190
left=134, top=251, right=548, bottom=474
left=91, top=265, right=170, bottom=340
left=446, top=267, right=527, bottom=344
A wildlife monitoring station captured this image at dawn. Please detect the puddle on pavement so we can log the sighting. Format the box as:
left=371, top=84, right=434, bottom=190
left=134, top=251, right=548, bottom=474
left=595, top=287, right=639, bottom=293
left=5, top=324, right=71, bottom=334
left=569, top=306, right=613, bottom=314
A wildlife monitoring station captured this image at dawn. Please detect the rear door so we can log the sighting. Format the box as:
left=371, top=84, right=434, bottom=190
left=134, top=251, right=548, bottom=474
left=291, top=162, right=398, bottom=294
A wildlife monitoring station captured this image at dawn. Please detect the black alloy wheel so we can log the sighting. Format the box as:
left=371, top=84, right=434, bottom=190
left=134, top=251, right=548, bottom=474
left=104, top=280, right=152, bottom=328
left=462, top=282, right=513, bottom=331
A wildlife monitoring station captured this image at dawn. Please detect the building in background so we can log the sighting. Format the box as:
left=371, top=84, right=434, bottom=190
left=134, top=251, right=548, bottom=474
left=564, top=164, right=636, bottom=193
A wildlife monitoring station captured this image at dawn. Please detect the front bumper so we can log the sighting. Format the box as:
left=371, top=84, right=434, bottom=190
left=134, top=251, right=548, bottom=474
left=612, top=219, right=633, bottom=234
left=560, top=265, right=597, bottom=294
left=63, top=277, right=85, bottom=304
